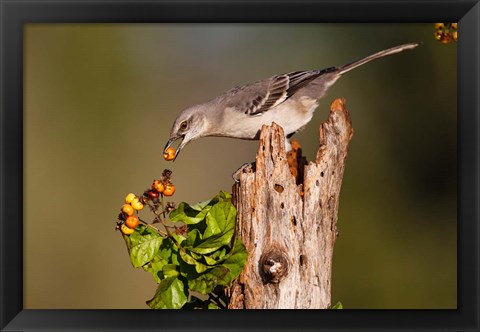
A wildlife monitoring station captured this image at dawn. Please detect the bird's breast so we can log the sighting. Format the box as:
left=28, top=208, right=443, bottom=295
left=220, top=98, right=319, bottom=140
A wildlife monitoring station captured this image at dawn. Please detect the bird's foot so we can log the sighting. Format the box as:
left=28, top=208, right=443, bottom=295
left=232, top=162, right=256, bottom=183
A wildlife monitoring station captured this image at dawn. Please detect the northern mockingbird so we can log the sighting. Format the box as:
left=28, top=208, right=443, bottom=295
left=164, top=43, right=418, bottom=160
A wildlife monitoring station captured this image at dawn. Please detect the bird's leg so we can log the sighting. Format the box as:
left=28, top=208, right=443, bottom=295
left=232, top=161, right=256, bottom=183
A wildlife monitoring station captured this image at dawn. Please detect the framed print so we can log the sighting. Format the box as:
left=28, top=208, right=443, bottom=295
left=1, top=0, right=478, bottom=331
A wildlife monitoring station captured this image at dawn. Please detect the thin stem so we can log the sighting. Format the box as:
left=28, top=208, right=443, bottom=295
left=138, top=217, right=168, bottom=237
left=145, top=199, right=173, bottom=238
left=160, top=193, right=167, bottom=219
left=208, top=293, right=226, bottom=309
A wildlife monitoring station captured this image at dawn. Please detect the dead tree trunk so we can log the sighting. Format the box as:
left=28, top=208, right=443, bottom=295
left=229, top=98, right=354, bottom=309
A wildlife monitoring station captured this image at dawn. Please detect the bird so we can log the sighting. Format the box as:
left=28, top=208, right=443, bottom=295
left=164, top=42, right=419, bottom=161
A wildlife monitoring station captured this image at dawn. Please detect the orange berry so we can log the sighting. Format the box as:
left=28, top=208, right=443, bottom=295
left=120, top=224, right=134, bottom=235
left=125, top=193, right=136, bottom=204
left=152, top=180, right=165, bottom=193
left=163, top=184, right=176, bottom=196
left=121, top=204, right=134, bottom=216
left=131, top=197, right=144, bottom=211
left=164, top=148, right=176, bottom=161
left=125, top=215, right=139, bottom=229
left=434, top=30, right=443, bottom=41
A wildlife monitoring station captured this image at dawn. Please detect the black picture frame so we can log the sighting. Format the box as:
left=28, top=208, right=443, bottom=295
left=1, top=0, right=478, bottom=331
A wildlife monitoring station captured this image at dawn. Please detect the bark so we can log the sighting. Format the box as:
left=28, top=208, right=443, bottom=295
left=229, top=98, right=354, bottom=309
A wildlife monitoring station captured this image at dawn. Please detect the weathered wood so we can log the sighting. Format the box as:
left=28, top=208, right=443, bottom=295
left=229, top=98, right=354, bottom=309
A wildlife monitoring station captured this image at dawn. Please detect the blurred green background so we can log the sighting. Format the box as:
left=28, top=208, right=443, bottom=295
left=24, top=24, right=456, bottom=309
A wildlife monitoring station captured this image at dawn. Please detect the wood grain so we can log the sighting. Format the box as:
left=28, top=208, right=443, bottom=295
left=229, top=98, right=353, bottom=309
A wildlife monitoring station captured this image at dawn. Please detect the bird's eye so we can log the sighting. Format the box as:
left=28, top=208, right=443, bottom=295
left=180, top=121, right=188, bottom=130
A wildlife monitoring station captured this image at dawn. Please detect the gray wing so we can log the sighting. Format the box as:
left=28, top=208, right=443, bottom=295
left=223, top=67, right=337, bottom=116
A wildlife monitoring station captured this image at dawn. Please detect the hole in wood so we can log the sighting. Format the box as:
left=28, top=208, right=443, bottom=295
left=274, top=184, right=284, bottom=193
left=316, top=180, right=319, bottom=186
left=259, top=249, right=289, bottom=284
left=327, top=196, right=335, bottom=210
left=299, top=254, right=307, bottom=267
left=280, top=203, right=284, bottom=209
left=320, top=171, right=324, bottom=177
left=291, top=215, right=297, bottom=226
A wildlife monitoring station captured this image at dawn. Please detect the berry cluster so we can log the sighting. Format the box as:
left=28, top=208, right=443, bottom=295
left=118, top=193, right=143, bottom=235
left=434, top=23, right=457, bottom=44
left=116, top=169, right=176, bottom=235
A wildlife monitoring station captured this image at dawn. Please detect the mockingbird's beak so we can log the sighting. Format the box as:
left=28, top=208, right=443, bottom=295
left=163, top=135, right=185, bottom=161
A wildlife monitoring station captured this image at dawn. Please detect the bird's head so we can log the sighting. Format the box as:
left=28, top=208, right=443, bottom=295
left=163, top=105, right=209, bottom=161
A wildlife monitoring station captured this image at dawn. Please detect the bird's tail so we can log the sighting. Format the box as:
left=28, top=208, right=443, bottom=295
left=337, top=42, right=419, bottom=75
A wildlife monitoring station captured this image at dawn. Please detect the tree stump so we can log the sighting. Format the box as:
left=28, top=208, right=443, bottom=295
left=229, top=98, right=354, bottom=309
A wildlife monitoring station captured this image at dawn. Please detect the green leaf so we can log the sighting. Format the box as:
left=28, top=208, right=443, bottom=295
left=188, top=266, right=232, bottom=294
left=177, top=256, right=200, bottom=280
left=203, top=201, right=236, bottom=240
left=220, top=191, right=232, bottom=199
left=141, top=236, right=174, bottom=283
left=215, top=191, right=232, bottom=202
left=203, top=249, right=226, bottom=266
left=143, top=255, right=168, bottom=283
left=190, top=191, right=231, bottom=210
left=157, top=238, right=174, bottom=261
left=210, top=247, right=227, bottom=260
left=186, top=234, right=230, bottom=255
left=188, top=239, right=247, bottom=292
left=175, top=202, right=235, bottom=255
left=162, top=264, right=179, bottom=278
left=130, top=236, right=163, bottom=268
left=189, top=199, right=215, bottom=211
left=181, top=201, right=236, bottom=255
left=185, top=229, right=202, bottom=248
left=203, top=256, right=217, bottom=266
left=331, top=301, right=343, bottom=309
left=190, top=251, right=203, bottom=261
left=123, top=225, right=147, bottom=250
left=207, top=302, right=221, bottom=309
left=179, top=249, right=210, bottom=273
left=169, top=202, right=212, bottom=225
left=147, top=277, right=187, bottom=309
left=170, top=231, right=187, bottom=245
left=221, top=239, right=247, bottom=278
left=169, top=191, right=232, bottom=225
left=170, top=250, right=180, bottom=266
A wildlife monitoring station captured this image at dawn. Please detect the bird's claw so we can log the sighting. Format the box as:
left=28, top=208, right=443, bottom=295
left=232, top=162, right=256, bottom=183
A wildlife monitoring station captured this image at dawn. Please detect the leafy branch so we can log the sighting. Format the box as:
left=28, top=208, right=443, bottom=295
left=115, top=172, right=247, bottom=309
